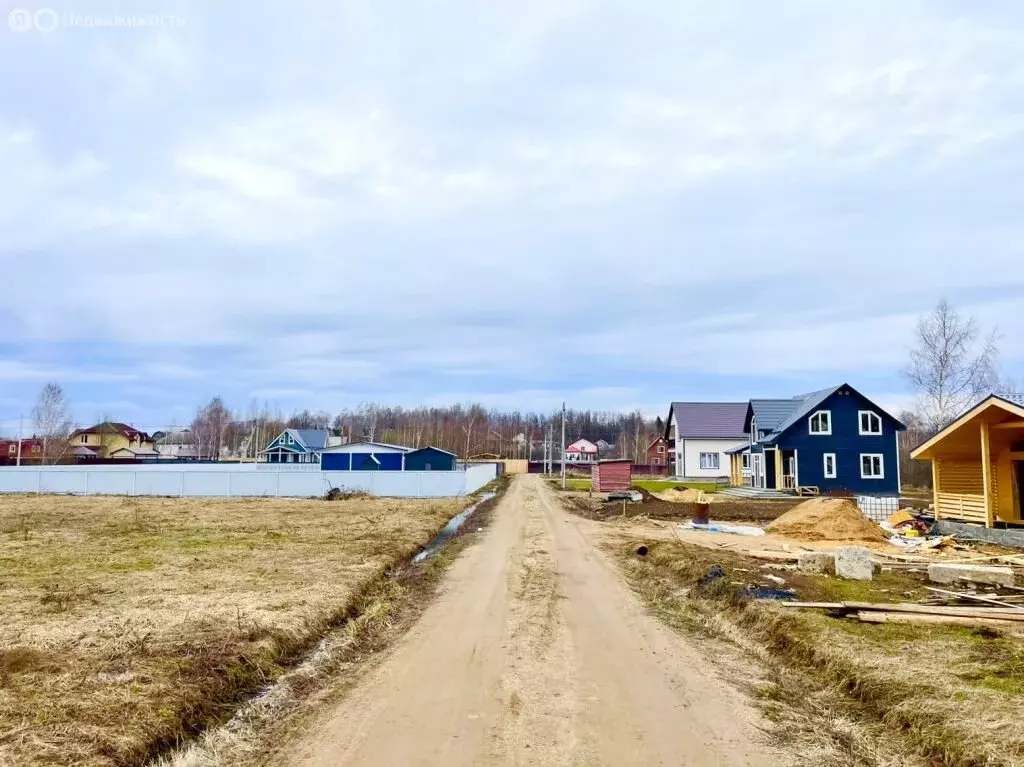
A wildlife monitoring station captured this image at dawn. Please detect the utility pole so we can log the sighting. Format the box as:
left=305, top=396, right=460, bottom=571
left=560, top=401, right=566, bottom=489
left=16, top=415, right=23, bottom=467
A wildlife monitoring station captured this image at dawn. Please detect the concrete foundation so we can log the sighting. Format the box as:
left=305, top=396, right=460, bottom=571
left=797, top=551, right=836, bottom=575
left=928, top=563, right=1015, bottom=588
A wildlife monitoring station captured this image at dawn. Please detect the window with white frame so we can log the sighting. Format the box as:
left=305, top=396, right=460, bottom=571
left=823, top=452, right=837, bottom=479
left=80, top=435, right=88, bottom=444
left=657, top=445, right=665, bottom=453
left=742, top=453, right=751, bottom=469
left=699, top=452, right=720, bottom=470
left=860, top=454, right=884, bottom=479
left=858, top=411, right=882, bottom=435
left=809, top=410, right=832, bottom=434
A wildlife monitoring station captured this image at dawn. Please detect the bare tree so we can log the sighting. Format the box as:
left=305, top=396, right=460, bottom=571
left=191, top=396, right=231, bottom=460
left=904, top=298, right=999, bottom=430
left=33, top=382, right=73, bottom=464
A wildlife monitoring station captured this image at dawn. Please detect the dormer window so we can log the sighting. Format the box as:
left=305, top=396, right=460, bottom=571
left=858, top=411, right=882, bottom=435
left=809, top=410, right=832, bottom=435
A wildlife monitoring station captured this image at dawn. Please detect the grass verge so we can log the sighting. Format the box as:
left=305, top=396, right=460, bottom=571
left=0, top=488, right=504, bottom=767
left=617, top=540, right=1024, bottom=766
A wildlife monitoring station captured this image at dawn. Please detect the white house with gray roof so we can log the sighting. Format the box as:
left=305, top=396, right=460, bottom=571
left=663, top=402, right=749, bottom=480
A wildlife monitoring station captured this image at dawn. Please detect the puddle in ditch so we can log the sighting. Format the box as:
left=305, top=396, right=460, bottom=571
left=413, top=491, right=496, bottom=564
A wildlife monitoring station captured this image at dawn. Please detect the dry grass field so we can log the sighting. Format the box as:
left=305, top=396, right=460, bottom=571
left=0, top=494, right=464, bottom=767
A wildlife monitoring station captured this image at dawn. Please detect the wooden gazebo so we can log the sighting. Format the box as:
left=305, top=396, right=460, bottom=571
left=911, top=395, right=1024, bottom=527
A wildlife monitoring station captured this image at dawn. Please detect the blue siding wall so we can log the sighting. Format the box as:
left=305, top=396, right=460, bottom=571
left=404, top=448, right=455, bottom=471
left=776, top=390, right=900, bottom=495
left=350, top=452, right=404, bottom=471
left=321, top=453, right=351, bottom=471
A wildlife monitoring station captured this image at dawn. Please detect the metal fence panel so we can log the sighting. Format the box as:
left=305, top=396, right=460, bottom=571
left=134, top=472, right=186, bottom=496
left=87, top=471, right=137, bottom=495
left=39, top=471, right=88, bottom=494
left=227, top=473, right=280, bottom=497
left=0, top=465, right=498, bottom=499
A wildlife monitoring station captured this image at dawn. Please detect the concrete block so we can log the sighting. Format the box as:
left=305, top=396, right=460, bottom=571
left=834, top=547, right=875, bottom=581
left=798, top=551, right=836, bottom=575
left=928, top=563, right=1015, bottom=588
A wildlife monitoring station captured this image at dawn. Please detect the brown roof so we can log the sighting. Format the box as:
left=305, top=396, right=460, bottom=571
left=71, top=421, right=152, bottom=442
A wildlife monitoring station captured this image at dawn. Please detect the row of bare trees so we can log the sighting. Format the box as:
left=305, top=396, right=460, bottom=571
left=186, top=398, right=664, bottom=462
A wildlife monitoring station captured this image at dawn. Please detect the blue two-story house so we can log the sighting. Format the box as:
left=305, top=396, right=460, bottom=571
left=732, top=384, right=905, bottom=496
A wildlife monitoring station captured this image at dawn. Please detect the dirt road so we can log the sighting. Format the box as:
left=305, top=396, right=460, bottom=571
left=280, top=474, right=777, bottom=766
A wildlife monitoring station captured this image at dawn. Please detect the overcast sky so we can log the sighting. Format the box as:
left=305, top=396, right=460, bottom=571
left=1, top=0, right=1023, bottom=432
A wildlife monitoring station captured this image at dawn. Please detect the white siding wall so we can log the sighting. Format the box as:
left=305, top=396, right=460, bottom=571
left=679, top=439, right=746, bottom=478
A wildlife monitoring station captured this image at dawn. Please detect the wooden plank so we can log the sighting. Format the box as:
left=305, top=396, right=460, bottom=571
left=841, top=602, right=1024, bottom=619
left=932, top=460, right=940, bottom=520
left=924, top=587, right=1024, bottom=611
left=981, top=420, right=993, bottom=528
left=744, top=550, right=800, bottom=562
left=779, top=602, right=846, bottom=610
left=991, top=421, right=1024, bottom=430
left=857, top=612, right=1024, bottom=629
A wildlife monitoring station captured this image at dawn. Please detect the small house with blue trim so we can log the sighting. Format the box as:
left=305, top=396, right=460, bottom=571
left=260, top=429, right=339, bottom=464
left=728, top=384, right=905, bottom=496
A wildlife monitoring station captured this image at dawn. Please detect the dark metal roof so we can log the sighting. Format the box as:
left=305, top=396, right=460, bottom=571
left=769, top=386, right=842, bottom=438
left=749, top=398, right=802, bottom=432
left=406, top=445, right=457, bottom=457
left=997, top=393, right=1024, bottom=408
left=669, top=402, right=748, bottom=438
left=294, top=429, right=331, bottom=450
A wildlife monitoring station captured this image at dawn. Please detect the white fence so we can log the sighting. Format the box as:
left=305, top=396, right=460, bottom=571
left=0, top=463, right=498, bottom=499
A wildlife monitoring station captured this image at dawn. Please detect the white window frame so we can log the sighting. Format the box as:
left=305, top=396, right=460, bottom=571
left=860, top=453, right=884, bottom=479
left=741, top=452, right=751, bottom=469
left=699, top=452, right=720, bottom=470
left=657, top=445, right=665, bottom=454
left=823, top=452, right=837, bottom=479
left=858, top=410, right=882, bottom=436
left=808, top=410, right=832, bottom=435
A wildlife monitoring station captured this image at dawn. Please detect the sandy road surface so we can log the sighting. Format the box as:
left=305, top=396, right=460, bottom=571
left=280, top=474, right=776, bottom=766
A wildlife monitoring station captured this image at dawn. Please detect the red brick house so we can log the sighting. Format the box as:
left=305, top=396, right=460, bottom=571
left=646, top=436, right=670, bottom=467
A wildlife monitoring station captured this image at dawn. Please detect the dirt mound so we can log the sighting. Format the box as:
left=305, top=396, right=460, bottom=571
left=654, top=488, right=705, bottom=503
left=766, top=497, right=888, bottom=544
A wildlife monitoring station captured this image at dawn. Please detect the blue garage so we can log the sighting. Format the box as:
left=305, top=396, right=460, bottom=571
left=403, top=446, right=457, bottom=471
left=320, top=442, right=411, bottom=471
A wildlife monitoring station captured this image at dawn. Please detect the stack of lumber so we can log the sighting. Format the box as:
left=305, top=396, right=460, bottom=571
left=783, top=588, right=1024, bottom=630
left=872, top=551, right=1024, bottom=576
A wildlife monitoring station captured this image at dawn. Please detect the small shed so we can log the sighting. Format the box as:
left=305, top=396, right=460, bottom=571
left=404, top=446, right=457, bottom=471
left=593, top=459, right=632, bottom=492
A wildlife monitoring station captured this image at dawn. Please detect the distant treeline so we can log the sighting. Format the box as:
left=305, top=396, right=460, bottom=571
left=196, top=400, right=665, bottom=461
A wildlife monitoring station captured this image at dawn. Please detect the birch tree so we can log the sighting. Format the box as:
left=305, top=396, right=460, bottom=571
left=33, top=382, right=73, bottom=464
left=904, top=299, right=999, bottom=430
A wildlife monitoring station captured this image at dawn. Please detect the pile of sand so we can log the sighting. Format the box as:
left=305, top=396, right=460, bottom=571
left=766, top=497, right=888, bottom=544
left=654, top=488, right=706, bottom=504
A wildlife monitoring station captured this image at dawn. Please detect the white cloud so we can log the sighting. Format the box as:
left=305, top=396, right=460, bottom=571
left=1, top=0, right=1023, bottom=420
